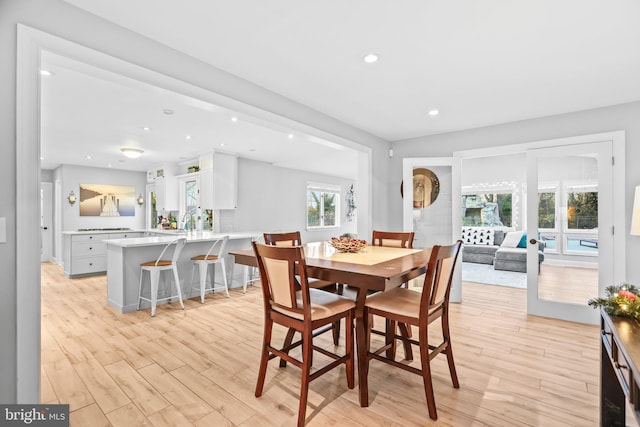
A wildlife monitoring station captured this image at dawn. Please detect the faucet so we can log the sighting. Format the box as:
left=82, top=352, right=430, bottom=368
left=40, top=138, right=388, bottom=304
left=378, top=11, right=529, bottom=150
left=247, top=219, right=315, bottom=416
left=181, top=212, right=195, bottom=231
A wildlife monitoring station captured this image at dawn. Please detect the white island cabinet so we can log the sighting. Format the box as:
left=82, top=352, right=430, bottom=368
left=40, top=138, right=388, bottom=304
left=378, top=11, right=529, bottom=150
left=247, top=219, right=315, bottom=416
left=63, top=230, right=144, bottom=278
left=105, top=231, right=259, bottom=313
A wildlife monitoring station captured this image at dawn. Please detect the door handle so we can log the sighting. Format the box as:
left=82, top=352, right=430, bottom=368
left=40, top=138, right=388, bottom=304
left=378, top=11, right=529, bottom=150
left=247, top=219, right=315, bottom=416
left=529, top=238, right=538, bottom=244
left=41, top=226, right=48, bottom=230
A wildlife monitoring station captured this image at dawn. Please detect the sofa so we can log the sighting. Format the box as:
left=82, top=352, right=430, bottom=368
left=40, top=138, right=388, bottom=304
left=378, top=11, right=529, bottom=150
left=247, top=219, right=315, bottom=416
left=461, top=227, right=544, bottom=273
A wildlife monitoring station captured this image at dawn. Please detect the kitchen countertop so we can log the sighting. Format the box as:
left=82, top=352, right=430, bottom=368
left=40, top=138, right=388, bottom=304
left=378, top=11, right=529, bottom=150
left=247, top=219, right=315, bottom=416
left=104, top=231, right=260, bottom=247
left=62, top=229, right=143, bottom=235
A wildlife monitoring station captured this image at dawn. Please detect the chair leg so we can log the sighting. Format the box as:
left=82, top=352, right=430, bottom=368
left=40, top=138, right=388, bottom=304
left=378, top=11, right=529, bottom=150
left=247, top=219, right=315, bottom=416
left=385, top=319, right=397, bottom=359
left=149, top=269, right=159, bottom=317
left=198, top=262, right=208, bottom=303
left=189, top=263, right=197, bottom=300
left=297, top=329, right=313, bottom=427
left=398, top=322, right=414, bottom=361
left=172, top=267, right=184, bottom=310
left=255, top=317, right=273, bottom=397
left=442, top=311, right=460, bottom=388
left=419, top=331, right=438, bottom=420
left=345, top=310, right=355, bottom=389
left=279, top=328, right=297, bottom=368
left=219, top=261, right=230, bottom=297
left=332, top=320, right=340, bottom=345
left=137, top=269, right=144, bottom=311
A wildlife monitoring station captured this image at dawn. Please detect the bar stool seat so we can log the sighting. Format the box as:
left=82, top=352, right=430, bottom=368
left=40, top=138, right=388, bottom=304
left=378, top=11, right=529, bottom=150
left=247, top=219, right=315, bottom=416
left=137, top=238, right=187, bottom=316
left=190, top=235, right=229, bottom=302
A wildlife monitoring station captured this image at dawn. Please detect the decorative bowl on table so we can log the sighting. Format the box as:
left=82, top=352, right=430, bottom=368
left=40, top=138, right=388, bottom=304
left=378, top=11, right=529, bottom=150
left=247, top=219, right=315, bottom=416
left=330, top=236, right=367, bottom=253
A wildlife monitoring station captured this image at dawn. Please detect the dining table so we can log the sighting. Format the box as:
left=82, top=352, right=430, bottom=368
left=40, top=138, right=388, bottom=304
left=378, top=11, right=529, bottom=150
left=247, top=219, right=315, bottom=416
left=229, top=240, right=432, bottom=406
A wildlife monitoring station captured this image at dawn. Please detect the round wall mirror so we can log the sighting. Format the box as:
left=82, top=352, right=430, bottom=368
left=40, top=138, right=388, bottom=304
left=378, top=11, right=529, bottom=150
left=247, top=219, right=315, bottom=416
left=400, top=168, right=440, bottom=208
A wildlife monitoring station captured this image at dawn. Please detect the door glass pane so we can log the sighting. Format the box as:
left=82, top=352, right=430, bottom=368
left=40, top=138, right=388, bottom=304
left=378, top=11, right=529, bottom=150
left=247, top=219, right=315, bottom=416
left=538, top=192, right=556, bottom=229
left=537, top=155, right=599, bottom=305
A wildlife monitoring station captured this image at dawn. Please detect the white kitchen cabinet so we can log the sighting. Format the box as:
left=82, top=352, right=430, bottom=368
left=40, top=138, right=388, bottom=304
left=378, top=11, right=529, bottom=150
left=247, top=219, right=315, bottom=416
left=155, top=175, right=178, bottom=212
left=199, top=152, right=238, bottom=209
left=63, top=231, right=144, bottom=278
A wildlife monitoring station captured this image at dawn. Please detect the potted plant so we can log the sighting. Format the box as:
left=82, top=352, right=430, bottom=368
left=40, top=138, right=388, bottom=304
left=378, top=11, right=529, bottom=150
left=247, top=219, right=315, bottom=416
left=188, top=165, right=200, bottom=173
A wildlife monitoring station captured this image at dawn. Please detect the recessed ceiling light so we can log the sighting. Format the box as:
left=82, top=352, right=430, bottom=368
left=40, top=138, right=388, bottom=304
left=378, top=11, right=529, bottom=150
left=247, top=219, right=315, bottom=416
left=40, top=69, right=55, bottom=77
left=121, top=147, right=144, bottom=158
left=220, top=143, right=225, bottom=147
left=249, top=148, right=256, bottom=152
left=363, top=53, right=379, bottom=64
left=428, top=109, right=439, bottom=116
left=231, top=116, right=238, bottom=122
left=288, top=133, right=294, bottom=139
left=143, top=126, right=150, bottom=131
left=40, top=156, right=44, bottom=160
left=107, top=164, right=112, bottom=168
left=162, top=109, right=174, bottom=115
left=86, top=155, right=92, bottom=160
left=185, top=135, right=191, bottom=140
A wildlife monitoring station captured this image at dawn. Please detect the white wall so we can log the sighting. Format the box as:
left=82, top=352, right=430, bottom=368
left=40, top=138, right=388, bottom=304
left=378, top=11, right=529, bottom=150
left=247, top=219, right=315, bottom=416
left=232, top=158, right=358, bottom=242
left=390, top=100, right=640, bottom=283
left=58, top=165, right=147, bottom=232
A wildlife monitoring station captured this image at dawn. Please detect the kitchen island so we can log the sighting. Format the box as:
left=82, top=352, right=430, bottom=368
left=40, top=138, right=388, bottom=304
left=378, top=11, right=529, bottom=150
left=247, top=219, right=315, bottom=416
left=105, top=231, right=259, bottom=312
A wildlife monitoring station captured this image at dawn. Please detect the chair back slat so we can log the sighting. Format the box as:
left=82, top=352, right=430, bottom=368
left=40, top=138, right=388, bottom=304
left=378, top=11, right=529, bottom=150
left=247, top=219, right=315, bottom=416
left=371, top=230, right=415, bottom=249
left=204, top=235, right=229, bottom=258
left=263, top=257, right=295, bottom=308
left=421, top=241, right=462, bottom=314
left=154, top=238, right=186, bottom=266
left=264, top=231, right=302, bottom=247
left=253, top=242, right=310, bottom=317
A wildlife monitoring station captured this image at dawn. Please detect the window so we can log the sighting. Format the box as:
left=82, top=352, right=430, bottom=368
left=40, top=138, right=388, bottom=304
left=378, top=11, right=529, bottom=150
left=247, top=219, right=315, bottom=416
left=307, top=183, right=340, bottom=229
left=461, top=193, right=512, bottom=227
left=538, top=191, right=556, bottom=229
left=567, top=191, right=598, bottom=230
left=184, top=179, right=198, bottom=217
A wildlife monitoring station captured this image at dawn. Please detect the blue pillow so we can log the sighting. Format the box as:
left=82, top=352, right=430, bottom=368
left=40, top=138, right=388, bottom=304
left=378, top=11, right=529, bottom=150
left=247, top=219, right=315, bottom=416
left=518, top=233, right=527, bottom=248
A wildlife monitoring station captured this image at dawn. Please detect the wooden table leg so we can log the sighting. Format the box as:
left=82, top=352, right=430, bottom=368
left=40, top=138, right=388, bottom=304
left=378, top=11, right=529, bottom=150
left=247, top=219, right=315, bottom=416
left=355, top=287, right=369, bottom=407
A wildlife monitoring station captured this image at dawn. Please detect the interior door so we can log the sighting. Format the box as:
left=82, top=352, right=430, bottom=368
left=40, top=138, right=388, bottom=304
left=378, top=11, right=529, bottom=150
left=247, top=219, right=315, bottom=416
left=403, top=157, right=461, bottom=302
left=40, top=182, right=53, bottom=262
left=526, top=142, right=613, bottom=324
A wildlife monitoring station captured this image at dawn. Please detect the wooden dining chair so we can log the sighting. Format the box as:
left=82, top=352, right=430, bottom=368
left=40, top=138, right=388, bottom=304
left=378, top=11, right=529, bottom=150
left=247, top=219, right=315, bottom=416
left=264, top=231, right=342, bottom=346
left=371, top=230, right=415, bottom=248
left=252, top=242, right=355, bottom=427
left=370, top=230, right=416, bottom=358
left=363, top=240, right=462, bottom=420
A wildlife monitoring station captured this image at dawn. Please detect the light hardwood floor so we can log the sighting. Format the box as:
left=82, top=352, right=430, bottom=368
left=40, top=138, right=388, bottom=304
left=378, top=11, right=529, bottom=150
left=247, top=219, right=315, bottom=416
left=40, top=262, right=600, bottom=426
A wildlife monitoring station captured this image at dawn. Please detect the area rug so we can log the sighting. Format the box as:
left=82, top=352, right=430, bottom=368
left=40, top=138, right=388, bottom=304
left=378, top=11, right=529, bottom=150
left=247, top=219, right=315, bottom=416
left=461, top=262, right=527, bottom=289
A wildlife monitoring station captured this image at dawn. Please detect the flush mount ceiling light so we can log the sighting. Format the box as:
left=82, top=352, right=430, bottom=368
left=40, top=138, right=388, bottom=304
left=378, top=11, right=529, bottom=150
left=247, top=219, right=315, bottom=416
left=363, top=53, right=379, bottom=64
left=428, top=109, right=440, bottom=116
left=121, top=147, right=144, bottom=158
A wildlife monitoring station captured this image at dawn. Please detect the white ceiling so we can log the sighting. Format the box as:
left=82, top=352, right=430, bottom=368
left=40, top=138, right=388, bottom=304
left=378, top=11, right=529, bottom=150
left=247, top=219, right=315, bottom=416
left=40, top=52, right=359, bottom=178
left=45, top=1, right=640, bottom=175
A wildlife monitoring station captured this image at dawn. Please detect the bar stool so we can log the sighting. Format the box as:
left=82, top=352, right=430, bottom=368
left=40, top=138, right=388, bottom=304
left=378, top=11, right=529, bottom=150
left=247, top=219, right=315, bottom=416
left=190, top=235, right=230, bottom=302
left=137, top=238, right=187, bottom=316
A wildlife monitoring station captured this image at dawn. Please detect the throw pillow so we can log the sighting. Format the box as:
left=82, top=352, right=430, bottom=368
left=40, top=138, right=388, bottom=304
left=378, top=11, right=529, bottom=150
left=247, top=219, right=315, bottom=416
left=501, top=231, right=524, bottom=248
left=518, top=233, right=527, bottom=248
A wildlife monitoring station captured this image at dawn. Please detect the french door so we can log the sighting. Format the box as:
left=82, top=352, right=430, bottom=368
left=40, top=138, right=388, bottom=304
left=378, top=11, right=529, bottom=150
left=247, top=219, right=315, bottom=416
left=402, top=157, right=462, bottom=302
left=526, top=141, right=613, bottom=324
